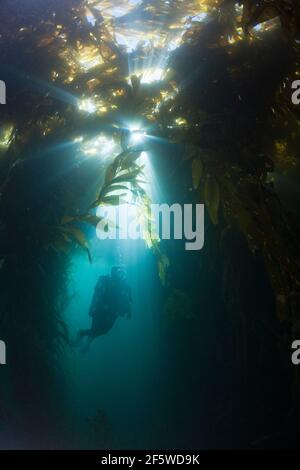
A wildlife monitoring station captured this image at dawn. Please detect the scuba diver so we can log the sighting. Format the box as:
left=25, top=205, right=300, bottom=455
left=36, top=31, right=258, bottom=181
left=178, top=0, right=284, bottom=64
left=76, top=266, right=131, bottom=352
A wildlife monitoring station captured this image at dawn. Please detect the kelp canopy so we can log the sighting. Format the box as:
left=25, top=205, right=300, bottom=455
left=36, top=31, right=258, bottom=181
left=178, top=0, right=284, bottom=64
left=0, top=0, right=300, bottom=446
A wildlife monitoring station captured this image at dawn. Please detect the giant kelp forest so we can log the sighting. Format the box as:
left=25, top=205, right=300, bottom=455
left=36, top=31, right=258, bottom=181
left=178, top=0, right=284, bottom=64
left=0, top=0, right=300, bottom=448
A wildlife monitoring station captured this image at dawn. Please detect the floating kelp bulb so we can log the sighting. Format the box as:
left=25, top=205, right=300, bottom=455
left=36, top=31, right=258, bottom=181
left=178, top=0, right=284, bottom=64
left=175, top=117, right=187, bottom=126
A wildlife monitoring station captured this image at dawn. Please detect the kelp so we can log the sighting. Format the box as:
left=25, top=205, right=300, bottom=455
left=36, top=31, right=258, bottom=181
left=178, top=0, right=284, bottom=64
left=0, top=0, right=300, bottom=440
left=221, top=0, right=300, bottom=38
left=0, top=0, right=299, bottom=326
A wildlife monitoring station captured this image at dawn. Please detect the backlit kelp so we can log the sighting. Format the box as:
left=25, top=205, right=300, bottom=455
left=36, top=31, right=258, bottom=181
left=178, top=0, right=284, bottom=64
left=0, top=0, right=300, bottom=447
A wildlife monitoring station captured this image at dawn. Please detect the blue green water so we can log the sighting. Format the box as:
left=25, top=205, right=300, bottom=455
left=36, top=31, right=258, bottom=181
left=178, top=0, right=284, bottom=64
left=63, top=238, right=165, bottom=448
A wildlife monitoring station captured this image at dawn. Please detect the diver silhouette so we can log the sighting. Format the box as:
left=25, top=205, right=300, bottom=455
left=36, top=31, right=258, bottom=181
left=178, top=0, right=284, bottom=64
left=76, top=266, right=131, bottom=352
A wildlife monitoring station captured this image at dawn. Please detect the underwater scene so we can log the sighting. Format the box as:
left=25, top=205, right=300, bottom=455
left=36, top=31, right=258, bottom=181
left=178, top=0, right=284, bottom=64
left=0, top=0, right=300, bottom=456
